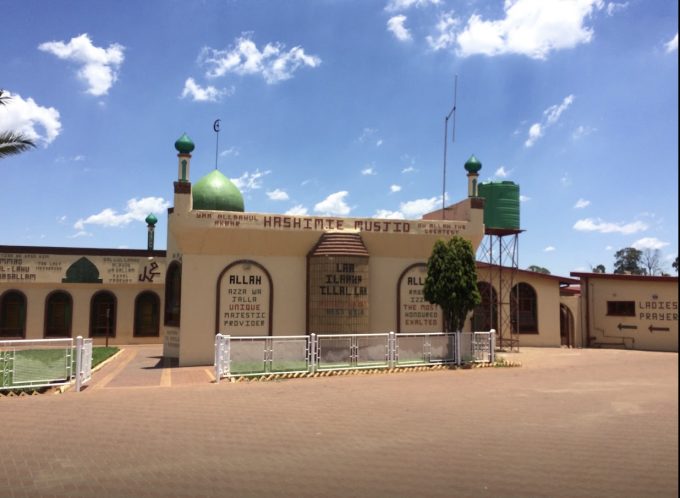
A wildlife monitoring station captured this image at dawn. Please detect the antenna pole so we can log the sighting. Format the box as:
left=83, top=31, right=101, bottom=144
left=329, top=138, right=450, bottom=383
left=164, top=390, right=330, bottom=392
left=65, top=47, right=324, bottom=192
left=441, top=75, right=457, bottom=220
left=213, top=119, right=221, bottom=170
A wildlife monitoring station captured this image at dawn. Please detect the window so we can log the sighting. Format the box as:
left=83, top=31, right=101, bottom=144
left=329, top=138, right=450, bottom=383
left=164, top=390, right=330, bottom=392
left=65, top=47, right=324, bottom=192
left=510, top=283, right=538, bottom=334
left=472, top=282, right=498, bottom=331
left=0, top=290, right=27, bottom=338
left=90, top=291, right=116, bottom=337
left=164, top=262, right=181, bottom=326
left=607, top=301, right=635, bottom=317
left=45, top=291, right=72, bottom=338
left=135, top=291, right=160, bottom=337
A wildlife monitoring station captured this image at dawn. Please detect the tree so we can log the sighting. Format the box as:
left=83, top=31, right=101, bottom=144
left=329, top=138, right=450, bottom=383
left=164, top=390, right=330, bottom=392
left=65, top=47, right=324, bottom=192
left=672, top=256, right=678, bottom=274
left=613, top=247, right=645, bottom=275
left=0, top=89, right=36, bottom=159
left=640, top=249, right=663, bottom=276
left=592, top=264, right=606, bottom=273
left=423, top=236, right=481, bottom=332
left=527, top=265, right=550, bottom=274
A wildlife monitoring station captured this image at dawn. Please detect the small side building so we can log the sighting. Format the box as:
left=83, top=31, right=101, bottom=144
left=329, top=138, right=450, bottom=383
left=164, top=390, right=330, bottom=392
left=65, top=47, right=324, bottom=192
left=570, top=272, right=678, bottom=352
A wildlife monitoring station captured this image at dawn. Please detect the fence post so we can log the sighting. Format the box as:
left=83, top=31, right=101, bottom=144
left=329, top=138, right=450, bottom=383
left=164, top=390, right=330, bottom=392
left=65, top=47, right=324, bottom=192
left=490, top=329, right=496, bottom=363
left=389, top=331, right=395, bottom=368
left=455, top=331, right=461, bottom=366
left=310, top=334, right=317, bottom=374
left=214, top=334, right=223, bottom=384
left=75, top=336, right=83, bottom=392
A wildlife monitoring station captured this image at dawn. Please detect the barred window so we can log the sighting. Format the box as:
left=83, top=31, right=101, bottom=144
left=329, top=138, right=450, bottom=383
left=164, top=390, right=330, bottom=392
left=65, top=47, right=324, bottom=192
left=607, top=301, right=635, bottom=317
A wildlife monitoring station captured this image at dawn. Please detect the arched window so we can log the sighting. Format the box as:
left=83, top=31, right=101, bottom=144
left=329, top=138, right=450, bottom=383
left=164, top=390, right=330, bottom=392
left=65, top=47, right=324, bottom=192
left=511, top=283, right=538, bottom=334
left=45, top=291, right=73, bottom=338
left=135, top=291, right=160, bottom=337
left=0, top=290, right=27, bottom=338
left=164, top=262, right=181, bottom=326
left=472, top=282, right=498, bottom=331
left=90, top=291, right=116, bottom=338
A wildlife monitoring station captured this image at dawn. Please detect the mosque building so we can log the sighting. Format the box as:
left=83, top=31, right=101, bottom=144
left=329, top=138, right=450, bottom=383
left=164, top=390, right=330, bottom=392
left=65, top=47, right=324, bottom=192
left=1, top=134, right=676, bottom=366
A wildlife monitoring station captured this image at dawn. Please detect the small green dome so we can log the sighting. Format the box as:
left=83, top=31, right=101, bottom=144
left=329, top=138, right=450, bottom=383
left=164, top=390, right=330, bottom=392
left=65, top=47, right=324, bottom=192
left=464, top=154, right=482, bottom=173
left=192, top=170, right=245, bottom=212
left=145, top=213, right=158, bottom=226
left=174, top=133, right=195, bottom=154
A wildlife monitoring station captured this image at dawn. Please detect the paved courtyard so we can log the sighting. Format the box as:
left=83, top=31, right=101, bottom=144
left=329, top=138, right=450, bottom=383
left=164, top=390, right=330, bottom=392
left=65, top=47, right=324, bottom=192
left=1, top=347, right=677, bottom=497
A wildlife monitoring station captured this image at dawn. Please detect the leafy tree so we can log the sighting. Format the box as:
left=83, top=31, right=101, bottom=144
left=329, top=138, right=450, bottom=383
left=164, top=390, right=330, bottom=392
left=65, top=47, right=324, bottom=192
left=672, top=256, right=678, bottom=274
left=613, top=247, right=645, bottom=275
left=592, top=264, right=606, bottom=273
left=640, top=249, right=663, bottom=276
left=424, top=236, right=481, bottom=332
left=527, top=265, right=550, bottom=274
left=0, top=89, right=36, bottom=159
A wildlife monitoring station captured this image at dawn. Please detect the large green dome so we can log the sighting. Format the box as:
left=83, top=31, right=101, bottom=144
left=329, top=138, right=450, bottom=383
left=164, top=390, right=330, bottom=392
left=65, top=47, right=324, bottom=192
left=192, top=170, right=244, bottom=212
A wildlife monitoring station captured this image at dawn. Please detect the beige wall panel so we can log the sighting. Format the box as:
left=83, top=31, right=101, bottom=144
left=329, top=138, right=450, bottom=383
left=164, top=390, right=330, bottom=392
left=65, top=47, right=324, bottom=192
left=584, top=278, right=677, bottom=352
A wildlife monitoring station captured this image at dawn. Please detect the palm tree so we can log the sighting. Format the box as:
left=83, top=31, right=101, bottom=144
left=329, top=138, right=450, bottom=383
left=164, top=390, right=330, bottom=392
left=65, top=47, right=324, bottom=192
left=0, top=89, right=36, bottom=159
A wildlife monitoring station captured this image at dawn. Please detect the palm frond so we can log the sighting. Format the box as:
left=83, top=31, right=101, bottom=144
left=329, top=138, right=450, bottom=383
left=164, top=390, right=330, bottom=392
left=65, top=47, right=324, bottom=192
left=0, top=131, right=36, bottom=159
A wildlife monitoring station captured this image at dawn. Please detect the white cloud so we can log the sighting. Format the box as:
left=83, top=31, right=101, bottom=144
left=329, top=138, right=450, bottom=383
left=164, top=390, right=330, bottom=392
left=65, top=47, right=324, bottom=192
left=388, top=15, right=412, bottom=41
left=232, top=169, right=271, bottom=192
left=574, top=198, right=590, bottom=209
left=220, top=146, right=240, bottom=157
left=525, top=95, right=575, bottom=147
left=632, top=237, right=670, bottom=250
left=606, top=2, right=628, bottom=16
left=373, top=209, right=406, bottom=220
left=402, top=166, right=417, bottom=173
left=0, top=91, right=61, bottom=145
left=314, top=191, right=351, bottom=216
left=426, top=11, right=460, bottom=50
left=68, top=230, right=92, bottom=239
left=560, top=173, right=572, bottom=187
left=605, top=245, right=613, bottom=251
left=376, top=139, right=383, bottom=147
left=456, top=0, right=604, bottom=59
left=74, top=197, right=169, bottom=231
left=358, top=127, right=378, bottom=143
left=400, top=196, right=441, bottom=218
left=266, top=189, right=289, bottom=201
left=199, top=34, right=321, bottom=85
left=665, top=33, right=678, bottom=54
left=494, top=166, right=510, bottom=178
left=361, top=167, right=377, bottom=176
left=573, top=218, right=648, bottom=234
left=286, top=204, right=309, bottom=216
left=38, top=33, right=124, bottom=96
left=520, top=195, right=531, bottom=202
left=180, top=78, right=232, bottom=102
left=524, top=123, right=543, bottom=147
left=572, top=125, right=596, bottom=140
left=544, top=246, right=556, bottom=252
left=390, top=184, right=402, bottom=193
left=545, top=95, right=575, bottom=124
left=385, top=0, right=440, bottom=12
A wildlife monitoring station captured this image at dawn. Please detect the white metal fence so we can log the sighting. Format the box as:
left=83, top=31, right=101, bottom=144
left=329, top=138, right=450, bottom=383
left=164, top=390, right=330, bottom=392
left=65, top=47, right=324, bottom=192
left=215, top=330, right=496, bottom=381
left=0, top=336, right=93, bottom=392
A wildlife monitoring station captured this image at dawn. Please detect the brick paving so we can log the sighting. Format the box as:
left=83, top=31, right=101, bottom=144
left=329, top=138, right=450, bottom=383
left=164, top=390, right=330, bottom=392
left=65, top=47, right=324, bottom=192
left=0, top=347, right=677, bottom=497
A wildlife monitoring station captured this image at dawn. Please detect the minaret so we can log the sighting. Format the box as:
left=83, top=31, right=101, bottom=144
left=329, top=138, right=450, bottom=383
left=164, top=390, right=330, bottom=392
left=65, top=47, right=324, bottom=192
left=145, top=213, right=158, bottom=250
left=464, top=154, right=482, bottom=197
left=173, top=133, right=195, bottom=213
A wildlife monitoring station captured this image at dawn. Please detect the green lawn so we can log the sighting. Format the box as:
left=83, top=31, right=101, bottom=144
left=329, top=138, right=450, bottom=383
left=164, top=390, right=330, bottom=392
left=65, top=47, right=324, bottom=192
left=1, top=346, right=119, bottom=389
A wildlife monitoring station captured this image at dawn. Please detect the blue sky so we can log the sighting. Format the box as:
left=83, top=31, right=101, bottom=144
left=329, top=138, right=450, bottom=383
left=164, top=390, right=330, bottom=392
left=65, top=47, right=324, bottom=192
left=1, top=0, right=677, bottom=276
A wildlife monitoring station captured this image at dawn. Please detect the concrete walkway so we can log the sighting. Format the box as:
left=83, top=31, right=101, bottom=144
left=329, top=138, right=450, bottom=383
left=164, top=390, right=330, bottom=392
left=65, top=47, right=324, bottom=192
left=86, top=345, right=214, bottom=390
left=2, top=347, right=677, bottom=497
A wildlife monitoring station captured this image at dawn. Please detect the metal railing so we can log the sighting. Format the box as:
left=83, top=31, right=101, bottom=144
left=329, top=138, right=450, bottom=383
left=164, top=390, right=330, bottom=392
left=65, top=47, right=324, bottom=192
left=215, top=330, right=496, bottom=382
left=1, top=336, right=93, bottom=392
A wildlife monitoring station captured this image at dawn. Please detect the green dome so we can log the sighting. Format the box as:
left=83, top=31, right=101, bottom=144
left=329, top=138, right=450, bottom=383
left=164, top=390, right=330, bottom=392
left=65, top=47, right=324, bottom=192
left=464, top=154, right=482, bottom=173
left=174, top=133, right=195, bottom=154
left=145, top=213, right=158, bottom=226
left=192, top=170, right=244, bottom=212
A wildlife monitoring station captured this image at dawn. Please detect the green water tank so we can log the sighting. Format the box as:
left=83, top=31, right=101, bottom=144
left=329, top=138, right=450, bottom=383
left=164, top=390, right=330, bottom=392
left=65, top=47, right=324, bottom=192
left=478, top=181, right=520, bottom=230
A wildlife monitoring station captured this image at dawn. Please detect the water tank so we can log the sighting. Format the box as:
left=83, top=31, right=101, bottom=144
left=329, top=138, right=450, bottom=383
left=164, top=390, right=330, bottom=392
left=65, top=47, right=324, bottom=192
left=478, top=181, right=520, bottom=230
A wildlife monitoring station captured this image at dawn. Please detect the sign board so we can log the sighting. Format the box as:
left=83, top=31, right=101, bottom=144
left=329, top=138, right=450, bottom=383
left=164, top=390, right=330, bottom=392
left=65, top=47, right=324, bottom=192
left=398, top=263, right=442, bottom=333
left=217, top=260, right=271, bottom=336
